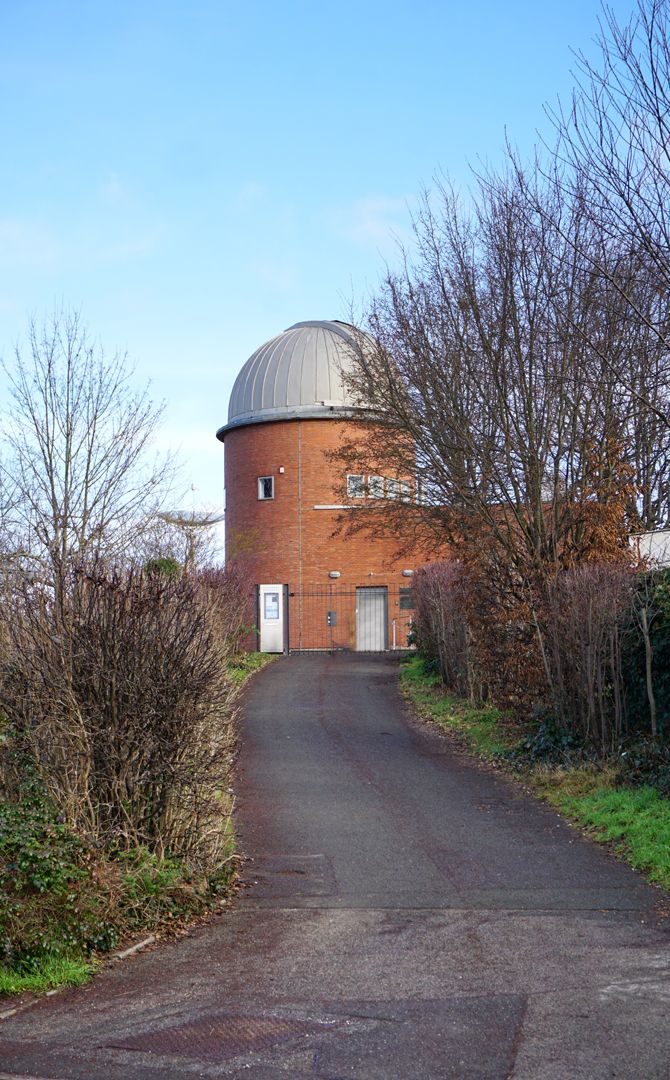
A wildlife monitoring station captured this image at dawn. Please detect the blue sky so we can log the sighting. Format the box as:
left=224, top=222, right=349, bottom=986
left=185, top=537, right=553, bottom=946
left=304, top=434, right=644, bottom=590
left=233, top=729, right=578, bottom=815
left=0, top=0, right=634, bottom=512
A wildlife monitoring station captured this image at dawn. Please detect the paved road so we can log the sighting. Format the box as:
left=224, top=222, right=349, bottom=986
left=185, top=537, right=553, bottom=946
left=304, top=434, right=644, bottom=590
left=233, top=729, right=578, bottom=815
left=1, top=654, right=669, bottom=1079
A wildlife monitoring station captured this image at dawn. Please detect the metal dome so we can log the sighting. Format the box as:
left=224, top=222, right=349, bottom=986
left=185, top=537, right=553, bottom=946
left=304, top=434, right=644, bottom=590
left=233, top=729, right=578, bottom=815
left=216, top=320, right=371, bottom=440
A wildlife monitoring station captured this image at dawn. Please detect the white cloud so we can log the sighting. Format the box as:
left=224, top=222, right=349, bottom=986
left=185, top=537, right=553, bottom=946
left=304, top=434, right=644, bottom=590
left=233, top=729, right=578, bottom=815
left=0, top=212, right=162, bottom=272
left=246, top=257, right=297, bottom=292
left=327, top=196, right=413, bottom=250
left=99, top=172, right=132, bottom=206
left=155, top=427, right=223, bottom=457
left=96, top=227, right=163, bottom=263
left=0, top=218, right=59, bottom=268
left=232, top=181, right=267, bottom=211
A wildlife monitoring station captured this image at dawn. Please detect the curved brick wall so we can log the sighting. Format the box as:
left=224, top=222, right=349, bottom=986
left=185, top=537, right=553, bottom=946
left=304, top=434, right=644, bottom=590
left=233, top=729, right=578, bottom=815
left=223, top=418, right=419, bottom=586
left=222, top=418, right=441, bottom=648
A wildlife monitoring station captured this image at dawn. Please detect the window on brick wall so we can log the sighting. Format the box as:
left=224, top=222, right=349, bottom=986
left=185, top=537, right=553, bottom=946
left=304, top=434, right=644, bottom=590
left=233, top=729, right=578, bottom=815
left=346, top=474, right=414, bottom=500
left=399, top=587, right=415, bottom=610
left=257, top=475, right=274, bottom=500
left=386, top=478, right=412, bottom=501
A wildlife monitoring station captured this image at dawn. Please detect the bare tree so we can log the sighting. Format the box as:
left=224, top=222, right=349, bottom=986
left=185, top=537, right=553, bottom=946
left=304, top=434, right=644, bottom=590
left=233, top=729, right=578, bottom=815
left=328, top=1, right=670, bottom=734
left=1, top=308, right=174, bottom=578
left=330, top=167, right=657, bottom=719
left=337, top=172, right=636, bottom=588
left=540, top=0, right=670, bottom=415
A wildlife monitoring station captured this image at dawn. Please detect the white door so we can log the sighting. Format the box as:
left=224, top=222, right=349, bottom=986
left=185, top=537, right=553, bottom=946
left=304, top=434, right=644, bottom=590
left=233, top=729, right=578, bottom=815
left=259, top=584, right=284, bottom=652
left=355, top=587, right=388, bottom=651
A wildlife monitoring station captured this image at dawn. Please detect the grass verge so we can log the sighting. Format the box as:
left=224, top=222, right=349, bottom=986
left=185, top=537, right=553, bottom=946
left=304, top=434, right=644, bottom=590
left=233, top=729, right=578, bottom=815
left=399, top=655, right=670, bottom=892
left=226, top=650, right=277, bottom=687
left=0, top=955, right=95, bottom=996
left=543, top=783, right=670, bottom=889
left=399, top=656, right=520, bottom=757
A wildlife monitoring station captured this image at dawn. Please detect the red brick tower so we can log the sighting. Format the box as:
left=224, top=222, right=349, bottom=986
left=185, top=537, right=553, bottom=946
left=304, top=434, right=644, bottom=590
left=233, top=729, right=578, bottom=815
left=217, top=320, right=425, bottom=651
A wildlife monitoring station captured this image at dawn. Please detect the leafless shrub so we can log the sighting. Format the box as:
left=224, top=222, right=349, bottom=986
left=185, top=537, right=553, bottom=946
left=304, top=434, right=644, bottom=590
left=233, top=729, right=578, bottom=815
left=0, top=561, right=241, bottom=869
left=412, top=557, right=640, bottom=749
left=412, top=562, right=479, bottom=700
left=198, top=562, right=256, bottom=658
left=540, top=563, right=636, bottom=750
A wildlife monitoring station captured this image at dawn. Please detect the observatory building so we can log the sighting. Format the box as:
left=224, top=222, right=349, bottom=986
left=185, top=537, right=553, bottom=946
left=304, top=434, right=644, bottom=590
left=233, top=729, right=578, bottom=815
left=217, top=320, right=431, bottom=652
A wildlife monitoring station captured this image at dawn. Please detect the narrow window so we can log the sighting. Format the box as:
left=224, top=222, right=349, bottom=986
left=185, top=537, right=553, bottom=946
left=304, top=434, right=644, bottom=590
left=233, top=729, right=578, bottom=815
left=399, top=587, right=415, bottom=611
left=258, top=475, right=274, bottom=500
left=386, top=478, right=399, bottom=499
left=368, top=475, right=384, bottom=498
left=264, top=591, right=280, bottom=619
left=347, top=474, right=365, bottom=499
left=398, top=480, right=411, bottom=502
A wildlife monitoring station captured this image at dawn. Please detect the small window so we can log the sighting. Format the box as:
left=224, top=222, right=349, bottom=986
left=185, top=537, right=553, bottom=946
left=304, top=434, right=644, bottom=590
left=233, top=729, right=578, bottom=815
left=368, top=475, right=384, bottom=498
left=258, top=476, right=274, bottom=500
left=347, top=474, right=365, bottom=499
left=398, top=480, right=411, bottom=502
left=264, top=591, right=280, bottom=620
left=399, top=587, right=415, bottom=611
left=386, top=478, right=400, bottom=499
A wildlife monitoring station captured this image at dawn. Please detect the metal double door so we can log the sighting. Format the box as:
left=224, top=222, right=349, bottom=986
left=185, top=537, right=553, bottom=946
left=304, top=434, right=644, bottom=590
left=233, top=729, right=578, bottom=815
left=355, top=586, right=388, bottom=651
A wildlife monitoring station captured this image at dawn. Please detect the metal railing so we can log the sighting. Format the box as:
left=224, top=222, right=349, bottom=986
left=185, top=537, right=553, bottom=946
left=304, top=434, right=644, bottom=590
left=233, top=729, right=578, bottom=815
left=285, top=583, right=414, bottom=653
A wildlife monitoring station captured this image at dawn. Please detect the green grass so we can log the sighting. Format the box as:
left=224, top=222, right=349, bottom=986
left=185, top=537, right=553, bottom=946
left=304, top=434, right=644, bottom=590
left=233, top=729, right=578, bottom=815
left=552, top=786, right=670, bottom=889
left=117, top=847, right=183, bottom=900
left=226, top=651, right=277, bottom=687
left=0, top=796, right=239, bottom=995
left=399, top=655, right=516, bottom=758
left=530, top=763, right=619, bottom=803
left=0, top=954, right=94, bottom=996
left=399, top=654, right=670, bottom=893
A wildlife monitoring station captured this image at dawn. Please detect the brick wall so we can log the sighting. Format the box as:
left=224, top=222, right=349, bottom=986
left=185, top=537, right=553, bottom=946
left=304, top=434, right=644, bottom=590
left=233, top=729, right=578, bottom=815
left=222, top=417, right=444, bottom=648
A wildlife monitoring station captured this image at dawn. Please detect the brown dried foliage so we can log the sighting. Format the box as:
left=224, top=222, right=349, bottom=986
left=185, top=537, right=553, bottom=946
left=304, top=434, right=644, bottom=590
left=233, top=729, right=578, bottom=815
left=0, top=561, right=248, bottom=869
left=412, top=554, right=641, bottom=748
left=540, top=563, right=636, bottom=749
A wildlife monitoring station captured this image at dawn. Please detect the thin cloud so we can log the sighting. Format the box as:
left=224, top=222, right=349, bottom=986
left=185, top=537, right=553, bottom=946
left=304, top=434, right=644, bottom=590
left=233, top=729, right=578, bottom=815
left=99, top=172, right=133, bottom=206
left=232, top=181, right=268, bottom=211
left=0, top=214, right=162, bottom=271
left=246, top=257, right=297, bottom=292
left=0, top=218, right=59, bottom=268
left=96, top=227, right=163, bottom=263
left=327, top=196, right=413, bottom=250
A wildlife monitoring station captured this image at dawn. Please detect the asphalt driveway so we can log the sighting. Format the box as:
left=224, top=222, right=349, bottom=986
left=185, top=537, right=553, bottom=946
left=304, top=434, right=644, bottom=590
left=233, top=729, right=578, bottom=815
left=1, top=654, right=669, bottom=1078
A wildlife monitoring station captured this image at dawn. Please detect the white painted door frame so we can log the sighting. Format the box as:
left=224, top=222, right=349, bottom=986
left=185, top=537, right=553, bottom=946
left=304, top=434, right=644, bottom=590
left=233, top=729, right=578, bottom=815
left=259, top=584, right=285, bottom=652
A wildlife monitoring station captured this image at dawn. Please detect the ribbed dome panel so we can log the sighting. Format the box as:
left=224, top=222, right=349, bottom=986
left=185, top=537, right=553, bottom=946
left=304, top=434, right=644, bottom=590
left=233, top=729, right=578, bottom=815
left=218, top=320, right=371, bottom=439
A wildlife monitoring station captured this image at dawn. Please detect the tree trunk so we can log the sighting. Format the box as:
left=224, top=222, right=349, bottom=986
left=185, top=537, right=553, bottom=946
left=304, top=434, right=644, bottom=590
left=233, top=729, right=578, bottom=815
left=639, top=604, right=658, bottom=737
